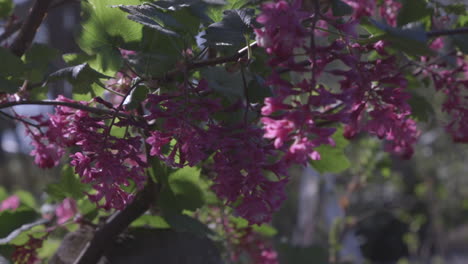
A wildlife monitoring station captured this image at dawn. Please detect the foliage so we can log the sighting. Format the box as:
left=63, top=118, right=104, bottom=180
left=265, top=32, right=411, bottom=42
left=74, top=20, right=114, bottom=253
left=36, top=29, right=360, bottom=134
left=0, top=0, right=468, bottom=263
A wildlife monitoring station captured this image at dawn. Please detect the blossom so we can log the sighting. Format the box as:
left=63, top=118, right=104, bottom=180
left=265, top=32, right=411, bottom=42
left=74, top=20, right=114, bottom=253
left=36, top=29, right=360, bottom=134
left=55, top=198, right=78, bottom=225
left=0, top=195, right=20, bottom=211
left=11, top=235, right=46, bottom=264
left=255, top=0, right=309, bottom=60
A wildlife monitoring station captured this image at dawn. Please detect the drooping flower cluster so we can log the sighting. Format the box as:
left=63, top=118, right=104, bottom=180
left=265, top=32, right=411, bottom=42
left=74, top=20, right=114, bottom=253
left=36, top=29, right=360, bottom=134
left=196, top=206, right=279, bottom=264
left=209, top=124, right=288, bottom=224
left=255, top=0, right=420, bottom=161
left=11, top=235, right=47, bottom=264
left=27, top=96, right=147, bottom=210
left=421, top=51, right=468, bottom=143
left=144, top=81, right=287, bottom=224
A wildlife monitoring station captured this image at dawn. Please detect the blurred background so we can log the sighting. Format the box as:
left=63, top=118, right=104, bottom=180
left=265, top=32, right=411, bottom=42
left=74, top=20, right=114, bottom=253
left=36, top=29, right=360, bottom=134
left=1, top=1, right=468, bottom=264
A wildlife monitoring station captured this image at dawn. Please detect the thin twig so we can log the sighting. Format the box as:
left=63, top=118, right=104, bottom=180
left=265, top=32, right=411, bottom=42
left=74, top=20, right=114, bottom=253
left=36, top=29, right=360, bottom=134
left=159, top=42, right=257, bottom=82
left=0, top=218, right=50, bottom=245
left=0, top=0, right=80, bottom=44
left=0, top=110, right=42, bottom=128
left=0, top=100, right=139, bottom=120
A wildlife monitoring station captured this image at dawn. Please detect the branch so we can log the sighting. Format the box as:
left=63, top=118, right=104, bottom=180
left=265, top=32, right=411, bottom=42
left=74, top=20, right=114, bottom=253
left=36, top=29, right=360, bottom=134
left=0, top=100, right=138, bottom=120
left=159, top=42, right=257, bottom=82
left=0, top=0, right=80, bottom=44
left=0, top=218, right=50, bottom=245
left=9, top=0, right=54, bottom=57
left=427, top=27, right=468, bottom=38
left=73, top=181, right=159, bottom=264
left=188, top=42, right=257, bottom=70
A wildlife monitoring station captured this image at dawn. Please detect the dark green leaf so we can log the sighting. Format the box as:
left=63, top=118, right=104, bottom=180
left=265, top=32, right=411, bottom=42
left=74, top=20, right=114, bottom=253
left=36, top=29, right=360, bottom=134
left=118, top=4, right=182, bottom=36
left=0, top=47, right=26, bottom=78
left=397, top=0, right=432, bottom=27
left=23, top=44, right=59, bottom=82
left=443, top=4, right=467, bottom=15
left=452, top=34, right=468, bottom=54
left=105, top=228, right=222, bottom=264
left=0, top=77, right=20, bottom=93
left=163, top=213, right=214, bottom=237
left=0, top=0, right=12, bottom=19
left=0, top=209, right=39, bottom=238
left=408, top=93, right=434, bottom=122
left=331, top=0, right=353, bottom=17
left=123, top=85, right=149, bottom=110
left=310, top=127, right=350, bottom=173
left=46, top=166, right=87, bottom=201
left=152, top=0, right=224, bottom=11
left=368, top=19, right=433, bottom=56
left=0, top=187, right=7, bottom=201
left=126, top=52, right=178, bottom=78
left=248, top=75, right=271, bottom=103
left=202, top=8, right=254, bottom=46
left=160, top=166, right=205, bottom=212
left=200, top=66, right=251, bottom=100
left=62, top=53, right=96, bottom=65
left=47, top=63, right=109, bottom=94
left=131, top=215, right=171, bottom=228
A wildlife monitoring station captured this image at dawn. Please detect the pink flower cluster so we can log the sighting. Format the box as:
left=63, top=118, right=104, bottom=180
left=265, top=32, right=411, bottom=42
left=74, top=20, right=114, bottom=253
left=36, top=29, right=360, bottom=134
left=11, top=235, right=46, bottom=264
left=422, top=51, right=468, bottom=143
left=199, top=207, right=279, bottom=264
left=28, top=96, right=147, bottom=210
left=144, top=81, right=287, bottom=224
left=256, top=1, right=420, bottom=161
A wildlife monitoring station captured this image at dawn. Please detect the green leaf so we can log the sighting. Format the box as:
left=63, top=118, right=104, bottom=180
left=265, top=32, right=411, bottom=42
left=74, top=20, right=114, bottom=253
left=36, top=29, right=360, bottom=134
left=452, top=34, right=468, bottom=54
left=78, top=0, right=145, bottom=75
left=248, top=75, right=271, bottom=103
left=200, top=66, right=251, bottom=100
left=160, top=166, right=205, bottom=212
left=331, top=0, right=353, bottom=17
left=123, top=85, right=149, bottom=110
left=252, top=224, right=277, bottom=237
left=117, top=3, right=182, bottom=36
left=126, top=52, right=178, bottom=78
left=131, top=214, right=171, bottom=228
left=408, top=93, right=434, bottom=122
left=0, top=0, right=12, bottom=19
left=0, top=187, right=7, bottom=201
left=23, top=44, right=59, bottom=82
left=442, top=3, right=467, bottom=15
left=62, top=53, right=96, bottom=65
left=368, top=19, right=433, bottom=56
left=46, top=165, right=87, bottom=201
left=163, top=212, right=214, bottom=237
left=0, top=76, right=20, bottom=93
left=0, top=208, right=39, bottom=238
left=0, top=47, right=26, bottom=78
left=202, top=8, right=254, bottom=46
left=77, top=199, right=98, bottom=221
left=397, top=0, right=432, bottom=27
left=310, top=127, right=350, bottom=173
left=13, top=191, right=36, bottom=209
left=47, top=63, right=109, bottom=94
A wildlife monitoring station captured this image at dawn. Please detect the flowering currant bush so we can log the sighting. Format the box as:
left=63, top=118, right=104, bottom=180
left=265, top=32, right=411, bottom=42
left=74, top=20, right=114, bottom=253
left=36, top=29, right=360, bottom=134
left=0, top=0, right=468, bottom=262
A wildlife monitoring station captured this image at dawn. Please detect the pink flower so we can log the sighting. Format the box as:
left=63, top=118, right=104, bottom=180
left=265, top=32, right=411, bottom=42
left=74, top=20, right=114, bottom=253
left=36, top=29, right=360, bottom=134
left=0, top=195, right=20, bottom=211
left=55, top=198, right=78, bottom=225
left=254, top=0, right=309, bottom=60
